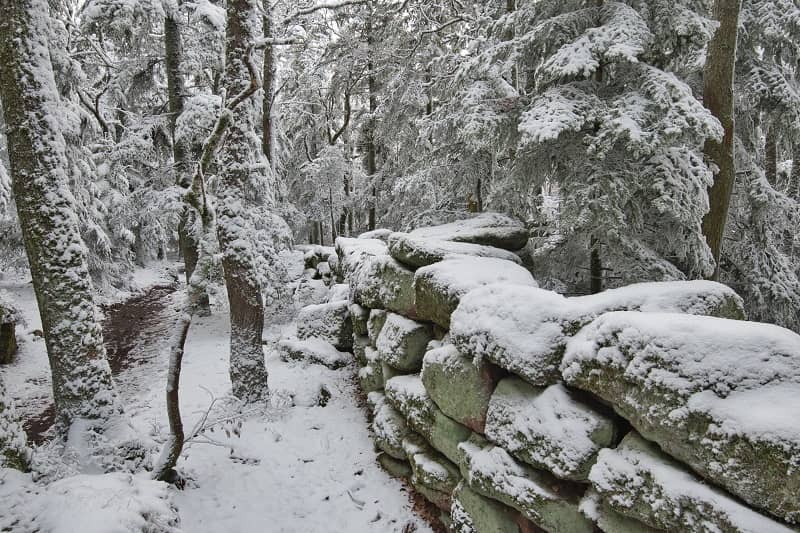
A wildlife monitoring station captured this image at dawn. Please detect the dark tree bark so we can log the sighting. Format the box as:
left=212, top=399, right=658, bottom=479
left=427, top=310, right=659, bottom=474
left=701, top=0, right=742, bottom=280
left=216, top=0, right=269, bottom=402
left=365, top=18, right=378, bottom=230
left=0, top=0, right=117, bottom=426
left=765, top=122, right=777, bottom=187
left=262, top=1, right=274, bottom=164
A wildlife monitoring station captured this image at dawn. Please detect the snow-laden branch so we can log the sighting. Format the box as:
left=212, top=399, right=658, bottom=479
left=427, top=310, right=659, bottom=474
left=282, top=0, right=367, bottom=24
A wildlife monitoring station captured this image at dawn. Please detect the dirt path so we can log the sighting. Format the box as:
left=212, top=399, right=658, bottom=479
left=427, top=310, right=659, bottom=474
left=23, top=283, right=178, bottom=444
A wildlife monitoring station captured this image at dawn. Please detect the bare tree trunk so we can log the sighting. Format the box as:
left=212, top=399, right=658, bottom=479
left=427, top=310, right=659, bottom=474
left=791, top=142, right=800, bottom=201
left=701, top=0, right=742, bottom=280
left=765, top=121, right=777, bottom=187
left=262, top=1, right=275, bottom=167
left=0, top=0, right=117, bottom=427
left=366, top=18, right=378, bottom=231
left=216, top=0, right=268, bottom=403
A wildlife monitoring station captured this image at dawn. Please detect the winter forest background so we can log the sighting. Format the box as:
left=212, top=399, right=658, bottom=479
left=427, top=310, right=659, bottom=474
left=1, top=0, right=800, bottom=531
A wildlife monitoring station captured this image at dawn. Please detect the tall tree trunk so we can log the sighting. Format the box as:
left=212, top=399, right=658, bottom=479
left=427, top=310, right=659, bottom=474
left=366, top=18, right=378, bottom=231
left=0, top=0, right=117, bottom=426
left=589, top=0, right=604, bottom=294
left=765, top=121, right=777, bottom=187
left=791, top=142, right=800, bottom=201
left=262, top=1, right=274, bottom=168
left=701, top=0, right=742, bottom=280
left=216, top=0, right=268, bottom=403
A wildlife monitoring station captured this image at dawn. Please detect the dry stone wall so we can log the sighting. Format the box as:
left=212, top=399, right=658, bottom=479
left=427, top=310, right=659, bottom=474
left=291, top=213, right=800, bottom=532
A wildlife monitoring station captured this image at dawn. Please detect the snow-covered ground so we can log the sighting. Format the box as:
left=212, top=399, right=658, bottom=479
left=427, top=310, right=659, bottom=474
left=0, top=263, right=431, bottom=533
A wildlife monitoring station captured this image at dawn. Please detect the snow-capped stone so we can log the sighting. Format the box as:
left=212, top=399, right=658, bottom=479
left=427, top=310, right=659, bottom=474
left=451, top=481, right=533, bottom=533
left=421, top=344, right=502, bottom=433
left=293, top=278, right=330, bottom=308
left=302, top=245, right=336, bottom=270
left=296, top=300, right=352, bottom=351
left=367, top=308, right=387, bottom=345
left=589, top=432, right=797, bottom=533
left=353, top=255, right=417, bottom=317
left=335, top=237, right=387, bottom=280
left=579, top=489, right=657, bottom=533
left=388, top=232, right=523, bottom=268
left=376, top=313, right=434, bottom=372
left=349, top=303, right=370, bottom=336
left=563, top=311, right=800, bottom=523
left=358, top=346, right=384, bottom=393
left=368, top=392, right=411, bottom=460
left=358, top=228, right=393, bottom=241
left=384, top=375, right=471, bottom=464
left=402, top=433, right=461, bottom=511
left=457, top=434, right=594, bottom=533
left=409, top=213, right=529, bottom=251
left=278, top=337, right=350, bottom=370
left=414, top=256, right=537, bottom=329
left=485, top=379, right=617, bottom=481
left=326, top=283, right=348, bottom=302
left=450, top=280, right=745, bottom=386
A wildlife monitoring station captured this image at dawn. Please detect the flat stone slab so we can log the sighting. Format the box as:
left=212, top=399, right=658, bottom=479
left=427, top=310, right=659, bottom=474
left=450, top=280, right=746, bottom=386
left=457, top=434, right=594, bottom=533
left=384, top=374, right=471, bottom=464
left=589, top=432, right=797, bottom=533
left=451, top=481, right=538, bottom=533
left=376, top=452, right=412, bottom=479
left=414, top=256, right=536, bottom=329
left=485, top=379, right=616, bottom=481
left=421, top=344, right=502, bottom=433
left=376, top=313, right=434, bottom=372
left=409, top=213, right=529, bottom=251
left=579, top=490, right=658, bottom=533
left=296, top=300, right=352, bottom=351
left=278, top=337, right=350, bottom=370
left=563, top=311, right=800, bottom=524
left=368, top=392, right=411, bottom=460
left=403, top=433, right=461, bottom=511
left=388, top=232, right=523, bottom=268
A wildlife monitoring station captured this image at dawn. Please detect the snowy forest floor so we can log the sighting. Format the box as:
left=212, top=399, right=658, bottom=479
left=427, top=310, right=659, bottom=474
left=0, top=259, right=434, bottom=533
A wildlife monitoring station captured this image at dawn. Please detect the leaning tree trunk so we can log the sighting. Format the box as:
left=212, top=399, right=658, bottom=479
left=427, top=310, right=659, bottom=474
left=0, top=0, right=117, bottom=427
left=216, top=0, right=269, bottom=403
left=701, top=0, right=742, bottom=280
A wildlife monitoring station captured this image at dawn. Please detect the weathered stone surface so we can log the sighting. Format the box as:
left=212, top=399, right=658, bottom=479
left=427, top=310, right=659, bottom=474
left=384, top=375, right=471, bottom=464
left=326, top=283, right=349, bottom=302
left=451, top=280, right=746, bottom=387
left=414, top=256, right=536, bottom=329
left=376, top=452, right=412, bottom=479
left=410, top=213, right=529, bottom=251
left=451, top=481, right=538, bottom=533
left=367, top=309, right=387, bottom=346
left=380, top=361, right=407, bottom=387
left=403, top=433, right=461, bottom=511
left=376, top=313, right=434, bottom=372
left=349, top=303, right=370, bottom=336
left=457, top=434, right=594, bottom=533
left=589, top=432, right=796, bottom=533
left=352, top=334, right=370, bottom=366
left=485, top=379, right=616, bottom=481
left=335, top=237, right=387, bottom=279
left=579, top=490, right=658, bottom=533
left=563, top=312, right=800, bottom=523
left=302, top=245, right=336, bottom=270
left=354, top=255, right=417, bottom=317
left=421, top=344, right=502, bottom=433
left=296, top=300, right=352, bottom=350
left=278, top=337, right=350, bottom=369
left=358, top=228, right=393, bottom=241
left=388, top=232, right=523, bottom=268
left=368, top=392, right=411, bottom=460
left=358, top=347, right=384, bottom=393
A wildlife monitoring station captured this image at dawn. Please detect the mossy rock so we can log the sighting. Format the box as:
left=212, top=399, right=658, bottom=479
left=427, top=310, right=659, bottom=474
left=352, top=334, right=370, bottom=366
left=388, top=232, right=523, bottom=269
left=377, top=452, right=412, bottom=479
left=350, top=304, right=370, bottom=336
left=451, top=481, right=538, bottom=533
left=376, top=313, right=434, bottom=372
left=579, top=490, right=659, bottom=533
left=403, top=433, right=461, bottom=511
left=457, top=434, right=593, bottom=533
left=367, top=309, right=387, bottom=346
left=368, top=392, right=411, bottom=460
left=421, top=344, right=502, bottom=433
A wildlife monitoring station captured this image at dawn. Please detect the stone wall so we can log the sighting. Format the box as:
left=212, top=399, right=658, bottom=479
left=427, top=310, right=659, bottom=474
left=295, top=213, right=800, bottom=532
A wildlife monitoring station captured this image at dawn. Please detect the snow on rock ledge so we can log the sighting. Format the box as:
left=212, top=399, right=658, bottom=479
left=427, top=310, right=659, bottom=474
left=485, top=378, right=617, bottom=481
left=563, top=311, right=800, bottom=524
left=296, top=300, right=353, bottom=351
left=450, top=280, right=745, bottom=386
left=408, top=212, right=529, bottom=251
left=589, top=432, right=796, bottom=532
left=278, top=337, right=351, bottom=370
left=376, top=312, right=434, bottom=372
left=414, top=256, right=537, bottom=329
left=388, top=232, right=522, bottom=268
